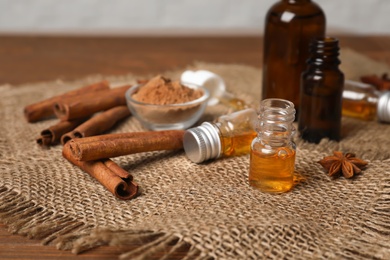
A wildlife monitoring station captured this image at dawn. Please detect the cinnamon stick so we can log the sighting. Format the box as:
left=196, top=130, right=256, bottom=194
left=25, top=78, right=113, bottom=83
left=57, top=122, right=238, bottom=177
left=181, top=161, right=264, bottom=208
left=64, top=130, right=149, bottom=145
left=64, top=131, right=148, bottom=144
left=24, top=81, right=110, bottom=122
left=361, top=74, right=390, bottom=91
left=61, top=106, right=131, bottom=144
left=63, top=143, right=139, bottom=200
left=36, top=118, right=87, bottom=147
left=68, top=130, right=185, bottom=161
left=53, top=85, right=130, bottom=121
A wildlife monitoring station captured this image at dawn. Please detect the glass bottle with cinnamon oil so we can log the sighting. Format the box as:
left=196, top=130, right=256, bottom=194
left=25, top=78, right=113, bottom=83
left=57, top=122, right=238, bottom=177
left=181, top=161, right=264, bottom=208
left=342, top=80, right=390, bottom=122
left=183, top=108, right=258, bottom=163
left=262, top=0, right=326, bottom=114
left=298, top=37, right=344, bottom=143
left=249, top=99, right=296, bottom=193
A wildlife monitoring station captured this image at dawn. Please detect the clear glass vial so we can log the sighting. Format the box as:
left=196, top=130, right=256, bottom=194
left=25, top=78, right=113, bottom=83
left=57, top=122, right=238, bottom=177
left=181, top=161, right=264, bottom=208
left=249, top=99, right=296, bottom=193
left=183, top=108, right=258, bottom=163
left=342, top=80, right=390, bottom=122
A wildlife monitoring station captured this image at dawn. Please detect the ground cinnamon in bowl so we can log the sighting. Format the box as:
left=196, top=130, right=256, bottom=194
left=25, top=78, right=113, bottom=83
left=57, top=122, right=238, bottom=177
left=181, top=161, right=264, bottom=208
left=131, top=75, right=203, bottom=104
left=126, top=75, right=209, bottom=130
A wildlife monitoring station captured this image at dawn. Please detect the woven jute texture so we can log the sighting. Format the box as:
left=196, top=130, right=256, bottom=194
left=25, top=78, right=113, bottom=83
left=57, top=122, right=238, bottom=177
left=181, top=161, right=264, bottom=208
left=1, top=49, right=390, bottom=259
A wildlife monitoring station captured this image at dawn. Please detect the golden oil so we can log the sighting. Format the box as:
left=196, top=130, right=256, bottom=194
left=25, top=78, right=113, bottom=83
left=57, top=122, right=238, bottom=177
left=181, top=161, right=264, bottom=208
left=220, top=131, right=258, bottom=157
left=342, top=99, right=377, bottom=121
left=249, top=147, right=295, bottom=193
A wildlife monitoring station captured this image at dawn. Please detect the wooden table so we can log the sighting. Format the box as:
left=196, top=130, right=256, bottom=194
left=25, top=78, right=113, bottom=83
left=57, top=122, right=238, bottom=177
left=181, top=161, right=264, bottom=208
left=1, top=35, right=389, bottom=259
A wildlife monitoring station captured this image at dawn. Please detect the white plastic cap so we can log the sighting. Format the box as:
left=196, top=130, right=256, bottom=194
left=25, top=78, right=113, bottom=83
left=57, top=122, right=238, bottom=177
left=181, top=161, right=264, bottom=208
left=181, top=70, right=226, bottom=106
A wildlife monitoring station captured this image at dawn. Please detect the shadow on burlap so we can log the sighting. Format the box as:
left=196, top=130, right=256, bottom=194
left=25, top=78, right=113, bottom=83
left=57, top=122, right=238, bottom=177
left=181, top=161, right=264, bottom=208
left=0, top=48, right=389, bottom=259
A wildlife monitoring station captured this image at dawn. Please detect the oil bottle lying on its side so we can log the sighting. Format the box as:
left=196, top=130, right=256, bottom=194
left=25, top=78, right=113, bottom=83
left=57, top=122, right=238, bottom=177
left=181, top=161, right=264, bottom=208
left=183, top=108, right=258, bottom=164
left=342, top=80, right=390, bottom=123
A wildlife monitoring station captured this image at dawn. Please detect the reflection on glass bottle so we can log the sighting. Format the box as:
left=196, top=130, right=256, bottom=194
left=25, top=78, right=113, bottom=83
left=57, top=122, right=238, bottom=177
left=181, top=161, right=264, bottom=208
left=249, top=99, right=296, bottom=193
left=183, top=108, right=258, bottom=163
left=342, top=80, right=390, bottom=122
left=262, top=0, right=326, bottom=114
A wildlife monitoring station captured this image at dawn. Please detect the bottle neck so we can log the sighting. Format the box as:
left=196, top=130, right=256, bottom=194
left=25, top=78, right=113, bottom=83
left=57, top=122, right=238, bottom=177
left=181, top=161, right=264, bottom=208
left=216, top=108, right=257, bottom=136
left=258, top=99, right=296, bottom=147
left=306, top=37, right=341, bottom=69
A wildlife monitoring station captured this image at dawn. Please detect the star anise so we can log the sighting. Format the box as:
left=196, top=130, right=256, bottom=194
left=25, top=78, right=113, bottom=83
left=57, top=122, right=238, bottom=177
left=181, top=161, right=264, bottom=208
left=318, top=151, right=368, bottom=179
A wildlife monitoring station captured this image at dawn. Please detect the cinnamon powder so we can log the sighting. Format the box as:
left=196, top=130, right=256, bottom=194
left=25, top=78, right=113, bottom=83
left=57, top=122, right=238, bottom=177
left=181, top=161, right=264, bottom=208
left=132, top=75, right=203, bottom=104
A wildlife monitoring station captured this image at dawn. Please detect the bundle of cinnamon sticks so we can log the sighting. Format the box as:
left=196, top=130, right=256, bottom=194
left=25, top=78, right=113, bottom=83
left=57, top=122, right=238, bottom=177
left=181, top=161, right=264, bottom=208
left=25, top=80, right=132, bottom=146
left=24, top=80, right=186, bottom=200
left=24, top=80, right=139, bottom=199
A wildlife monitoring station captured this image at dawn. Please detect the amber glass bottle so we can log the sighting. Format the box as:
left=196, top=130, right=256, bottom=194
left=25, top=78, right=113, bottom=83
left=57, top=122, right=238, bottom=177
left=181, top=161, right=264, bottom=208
left=262, top=0, right=326, bottom=113
left=298, top=37, right=344, bottom=143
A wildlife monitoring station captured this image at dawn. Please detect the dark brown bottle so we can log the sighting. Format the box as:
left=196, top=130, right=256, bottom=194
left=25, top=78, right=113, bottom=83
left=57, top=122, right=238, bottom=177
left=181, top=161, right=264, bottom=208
left=262, top=0, right=326, bottom=114
left=298, top=37, right=344, bottom=143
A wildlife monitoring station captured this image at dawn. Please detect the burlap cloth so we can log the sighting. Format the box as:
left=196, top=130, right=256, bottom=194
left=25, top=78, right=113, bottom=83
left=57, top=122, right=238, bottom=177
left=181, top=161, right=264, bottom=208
left=1, top=49, right=389, bottom=259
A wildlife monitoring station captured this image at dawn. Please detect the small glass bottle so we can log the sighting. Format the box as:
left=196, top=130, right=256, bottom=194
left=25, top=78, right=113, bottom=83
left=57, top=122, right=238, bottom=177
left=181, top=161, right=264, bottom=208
left=183, top=108, right=258, bottom=163
left=181, top=69, right=249, bottom=111
left=218, top=91, right=249, bottom=111
left=249, top=99, right=296, bottom=193
left=342, top=80, right=390, bottom=122
left=262, top=0, right=326, bottom=114
left=298, top=37, right=344, bottom=143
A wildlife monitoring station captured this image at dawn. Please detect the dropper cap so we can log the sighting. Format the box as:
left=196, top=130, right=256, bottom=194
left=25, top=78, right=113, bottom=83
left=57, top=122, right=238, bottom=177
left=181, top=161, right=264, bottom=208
left=377, top=92, right=390, bottom=122
left=183, top=122, right=221, bottom=163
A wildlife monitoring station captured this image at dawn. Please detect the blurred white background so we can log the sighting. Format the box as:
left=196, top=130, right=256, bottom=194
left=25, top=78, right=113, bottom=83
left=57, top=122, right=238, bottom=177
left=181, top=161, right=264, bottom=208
left=0, top=0, right=388, bottom=36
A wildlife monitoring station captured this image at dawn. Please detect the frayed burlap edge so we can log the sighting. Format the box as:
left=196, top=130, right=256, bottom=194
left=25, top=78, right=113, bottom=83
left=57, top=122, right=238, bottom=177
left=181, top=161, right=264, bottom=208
left=0, top=186, right=206, bottom=259
left=1, top=176, right=390, bottom=260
